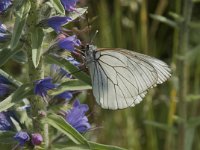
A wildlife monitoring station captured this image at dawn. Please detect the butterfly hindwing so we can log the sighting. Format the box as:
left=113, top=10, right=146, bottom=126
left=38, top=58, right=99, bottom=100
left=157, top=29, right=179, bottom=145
left=87, top=48, right=171, bottom=110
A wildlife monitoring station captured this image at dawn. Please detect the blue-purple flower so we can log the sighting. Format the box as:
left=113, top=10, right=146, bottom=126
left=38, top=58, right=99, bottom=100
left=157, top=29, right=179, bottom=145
left=0, top=22, right=7, bottom=33
left=66, top=57, right=80, bottom=66
left=58, top=35, right=81, bottom=52
left=34, top=77, right=56, bottom=97
left=14, top=131, right=30, bottom=146
left=65, top=100, right=91, bottom=133
left=56, top=91, right=73, bottom=100
left=40, top=16, right=71, bottom=33
left=0, top=111, right=14, bottom=131
left=60, top=0, right=79, bottom=11
left=0, top=75, right=13, bottom=97
left=0, top=0, right=12, bottom=13
left=31, top=133, right=43, bottom=145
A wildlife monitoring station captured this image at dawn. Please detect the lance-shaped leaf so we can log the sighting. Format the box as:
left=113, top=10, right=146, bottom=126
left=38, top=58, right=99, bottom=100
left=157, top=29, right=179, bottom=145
left=88, top=141, right=127, bottom=150
left=0, top=48, right=21, bottom=67
left=50, top=0, right=65, bottom=15
left=31, top=27, right=44, bottom=68
left=45, top=114, right=89, bottom=145
left=45, top=54, right=91, bottom=85
left=49, top=79, right=92, bottom=96
left=150, top=14, right=177, bottom=28
left=0, top=84, right=33, bottom=112
left=68, top=7, right=88, bottom=21
left=9, top=0, right=31, bottom=50
left=0, top=69, right=22, bottom=87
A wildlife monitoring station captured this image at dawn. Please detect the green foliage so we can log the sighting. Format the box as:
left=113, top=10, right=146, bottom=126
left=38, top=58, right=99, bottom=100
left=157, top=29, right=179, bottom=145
left=0, top=84, right=32, bottom=111
left=49, top=79, right=92, bottom=96
left=9, top=0, right=31, bottom=50
left=31, top=28, right=44, bottom=68
left=50, top=0, right=65, bottom=15
left=45, top=54, right=91, bottom=85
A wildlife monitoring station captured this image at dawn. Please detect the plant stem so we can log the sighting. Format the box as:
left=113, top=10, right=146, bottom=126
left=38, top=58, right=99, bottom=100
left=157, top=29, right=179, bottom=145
left=26, top=0, right=49, bottom=149
left=177, top=0, right=193, bottom=149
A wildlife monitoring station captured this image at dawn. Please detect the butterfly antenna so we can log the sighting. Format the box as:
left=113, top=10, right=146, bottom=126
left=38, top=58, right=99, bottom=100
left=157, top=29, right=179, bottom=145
left=90, top=30, right=98, bottom=44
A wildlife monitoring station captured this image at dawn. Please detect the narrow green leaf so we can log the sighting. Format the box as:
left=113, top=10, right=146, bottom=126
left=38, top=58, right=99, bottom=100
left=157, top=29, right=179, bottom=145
left=49, top=79, right=92, bottom=96
left=150, top=14, right=177, bottom=28
left=0, top=69, right=22, bottom=87
left=12, top=50, right=27, bottom=63
left=45, top=114, right=89, bottom=145
left=0, top=84, right=33, bottom=112
left=53, top=144, right=90, bottom=150
left=50, top=0, right=65, bottom=15
left=45, top=54, right=91, bottom=85
left=9, top=0, right=31, bottom=50
left=31, top=28, right=44, bottom=68
left=0, top=48, right=21, bottom=67
left=69, top=7, right=88, bottom=21
left=88, top=141, right=127, bottom=150
left=144, top=120, right=177, bottom=133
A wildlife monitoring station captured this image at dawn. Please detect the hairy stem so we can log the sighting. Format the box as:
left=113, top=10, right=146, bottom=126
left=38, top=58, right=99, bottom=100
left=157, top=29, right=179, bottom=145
left=26, top=0, right=49, bottom=149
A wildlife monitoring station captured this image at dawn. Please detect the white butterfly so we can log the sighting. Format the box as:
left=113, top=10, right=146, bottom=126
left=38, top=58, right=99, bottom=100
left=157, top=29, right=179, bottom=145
left=85, top=45, right=171, bottom=110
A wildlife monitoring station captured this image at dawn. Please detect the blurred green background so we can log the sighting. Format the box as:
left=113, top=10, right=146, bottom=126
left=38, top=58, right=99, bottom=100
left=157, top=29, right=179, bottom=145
left=83, top=0, right=200, bottom=150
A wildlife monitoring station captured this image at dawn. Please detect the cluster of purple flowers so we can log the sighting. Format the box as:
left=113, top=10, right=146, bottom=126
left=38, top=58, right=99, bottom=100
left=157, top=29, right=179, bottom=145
left=0, top=0, right=91, bottom=148
left=14, top=131, right=43, bottom=146
left=0, top=0, right=12, bottom=13
left=34, top=0, right=91, bottom=135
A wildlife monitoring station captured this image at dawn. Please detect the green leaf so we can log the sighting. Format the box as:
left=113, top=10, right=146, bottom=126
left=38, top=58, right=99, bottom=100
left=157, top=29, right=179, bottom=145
left=9, top=0, right=31, bottom=50
left=45, top=114, right=89, bottom=145
left=0, top=48, right=21, bottom=67
left=69, top=7, right=88, bottom=21
left=0, top=131, right=16, bottom=144
left=144, top=120, right=177, bottom=133
left=150, top=14, right=177, bottom=28
left=31, top=28, right=44, bottom=68
left=45, top=54, right=91, bottom=85
left=12, top=50, right=27, bottom=63
left=88, top=141, right=127, bottom=150
left=50, top=0, right=65, bottom=15
left=53, top=144, right=90, bottom=150
left=0, top=84, right=33, bottom=112
left=0, top=69, right=22, bottom=87
left=49, top=79, right=92, bottom=96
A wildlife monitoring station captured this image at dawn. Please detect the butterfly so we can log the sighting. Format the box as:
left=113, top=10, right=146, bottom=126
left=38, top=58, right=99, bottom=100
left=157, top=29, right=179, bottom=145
left=84, top=44, right=171, bottom=110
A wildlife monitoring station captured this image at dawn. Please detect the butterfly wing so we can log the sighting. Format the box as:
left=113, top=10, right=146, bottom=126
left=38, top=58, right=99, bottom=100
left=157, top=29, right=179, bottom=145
left=87, top=49, right=171, bottom=110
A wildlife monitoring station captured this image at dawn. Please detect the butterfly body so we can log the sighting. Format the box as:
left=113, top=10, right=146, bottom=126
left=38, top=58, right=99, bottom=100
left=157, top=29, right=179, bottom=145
left=85, top=45, right=171, bottom=110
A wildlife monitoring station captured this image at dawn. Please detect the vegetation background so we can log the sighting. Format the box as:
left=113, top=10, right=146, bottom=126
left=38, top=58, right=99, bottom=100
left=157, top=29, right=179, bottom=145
left=84, top=0, right=199, bottom=150
left=1, top=0, right=200, bottom=150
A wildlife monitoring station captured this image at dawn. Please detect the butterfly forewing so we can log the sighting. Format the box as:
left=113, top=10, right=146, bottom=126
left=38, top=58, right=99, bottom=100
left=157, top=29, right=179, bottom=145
left=86, top=47, right=171, bottom=110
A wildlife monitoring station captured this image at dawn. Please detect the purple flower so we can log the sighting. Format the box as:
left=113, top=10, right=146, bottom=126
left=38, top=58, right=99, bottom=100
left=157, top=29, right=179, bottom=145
left=0, top=0, right=12, bottom=13
left=14, top=131, right=30, bottom=146
left=31, top=133, right=43, bottom=145
left=0, top=22, right=7, bottom=33
left=58, top=35, right=81, bottom=52
left=66, top=57, right=80, bottom=66
left=56, top=91, right=73, bottom=100
left=40, top=16, right=71, bottom=33
left=65, top=100, right=91, bottom=133
left=0, top=33, right=9, bottom=41
left=0, top=112, right=13, bottom=131
left=0, top=75, right=13, bottom=97
left=60, top=0, right=79, bottom=11
left=34, top=77, right=56, bottom=97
